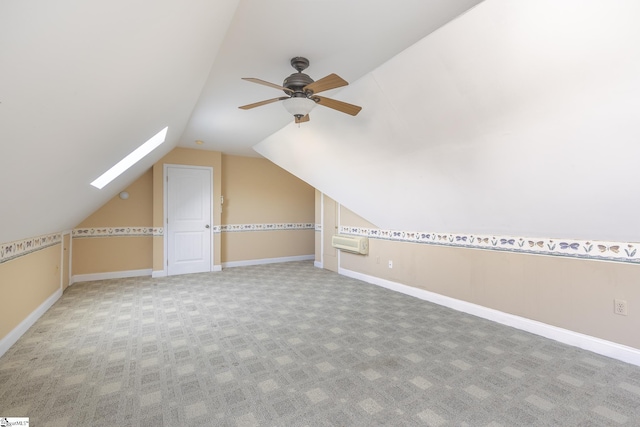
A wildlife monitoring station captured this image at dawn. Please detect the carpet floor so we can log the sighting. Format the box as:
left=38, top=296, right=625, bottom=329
left=1, top=261, right=639, bottom=426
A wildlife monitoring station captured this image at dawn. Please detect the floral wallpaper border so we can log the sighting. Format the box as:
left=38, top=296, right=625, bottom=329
left=1, top=223, right=316, bottom=263
left=72, top=223, right=313, bottom=239
left=0, top=233, right=62, bottom=264
left=73, top=227, right=160, bottom=238
left=339, top=226, right=640, bottom=264
left=221, top=223, right=314, bottom=232
left=4, top=224, right=637, bottom=265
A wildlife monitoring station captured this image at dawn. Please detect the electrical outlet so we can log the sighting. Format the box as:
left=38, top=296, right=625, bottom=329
left=388, top=260, right=393, bottom=269
left=376, top=256, right=380, bottom=264
left=614, top=299, right=628, bottom=316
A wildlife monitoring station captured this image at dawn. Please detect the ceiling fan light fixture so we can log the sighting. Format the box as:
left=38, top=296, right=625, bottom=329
left=282, top=97, right=316, bottom=118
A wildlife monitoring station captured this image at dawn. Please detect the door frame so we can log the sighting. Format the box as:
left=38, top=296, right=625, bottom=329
left=322, top=193, right=340, bottom=272
left=163, top=164, right=214, bottom=275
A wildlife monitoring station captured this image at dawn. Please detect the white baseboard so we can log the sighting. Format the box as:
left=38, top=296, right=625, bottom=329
left=222, top=254, right=314, bottom=269
left=314, top=261, right=323, bottom=269
left=72, top=268, right=152, bottom=284
left=339, top=267, right=640, bottom=367
left=153, top=266, right=221, bottom=277
left=0, top=288, right=62, bottom=358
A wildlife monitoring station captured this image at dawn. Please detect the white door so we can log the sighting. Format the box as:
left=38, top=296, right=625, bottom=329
left=167, top=166, right=212, bottom=276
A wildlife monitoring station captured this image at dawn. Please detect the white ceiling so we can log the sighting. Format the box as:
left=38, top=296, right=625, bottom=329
left=0, top=0, right=482, bottom=244
left=179, top=0, right=484, bottom=156
left=2, top=0, right=639, bottom=246
left=255, top=0, right=640, bottom=242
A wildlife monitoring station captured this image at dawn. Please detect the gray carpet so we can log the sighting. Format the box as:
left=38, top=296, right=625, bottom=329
left=1, top=261, right=640, bottom=426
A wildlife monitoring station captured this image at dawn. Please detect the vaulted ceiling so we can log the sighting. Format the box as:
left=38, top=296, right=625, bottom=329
left=0, top=0, right=481, bottom=244
left=256, top=0, right=640, bottom=242
left=2, top=0, right=640, bottom=245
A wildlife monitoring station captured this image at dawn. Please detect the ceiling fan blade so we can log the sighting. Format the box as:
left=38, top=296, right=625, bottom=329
left=238, top=97, right=289, bottom=110
left=304, top=73, right=348, bottom=94
left=295, top=114, right=310, bottom=124
left=242, top=77, right=293, bottom=93
left=313, top=96, right=362, bottom=116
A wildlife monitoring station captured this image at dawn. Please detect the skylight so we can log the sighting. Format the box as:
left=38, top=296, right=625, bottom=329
left=91, top=126, right=168, bottom=189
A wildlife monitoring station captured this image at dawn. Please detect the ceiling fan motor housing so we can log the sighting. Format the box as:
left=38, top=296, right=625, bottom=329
left=283, top=73, right=314, bottom=95
left=283, top=57, right=314, bottom=95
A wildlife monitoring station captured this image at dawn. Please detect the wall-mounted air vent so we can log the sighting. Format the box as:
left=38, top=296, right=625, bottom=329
left=331, top=234, right=369, bottom=255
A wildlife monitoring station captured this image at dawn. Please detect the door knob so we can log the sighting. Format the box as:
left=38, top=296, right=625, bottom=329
left=205, top=224, right=210, bottom=228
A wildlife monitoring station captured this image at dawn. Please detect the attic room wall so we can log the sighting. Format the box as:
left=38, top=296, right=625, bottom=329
left=0, top=243, right=61, bottom=344
left=332, top=205, right=640, bottom=351
left=220, top=155, right=314, bottom=266
left=69, top=149, right=314, bottom=279
left=72, top=169, right=153, bottom=278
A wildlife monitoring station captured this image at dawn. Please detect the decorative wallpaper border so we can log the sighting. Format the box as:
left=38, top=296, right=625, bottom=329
left=71, top=223, right=313, bottom=239
left=221, top=223, right=314, bottom=232
left=0, top=233, right=62, bottom=264
left=4, top=224, right=636, bottom=265
left=73, top=227, right=159, bottom=238
left=339, top=226, right=640, bottom=264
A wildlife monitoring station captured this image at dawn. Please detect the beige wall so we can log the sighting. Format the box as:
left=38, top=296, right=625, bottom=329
left=0, top=245, right=61, bottom=339
left=72, top=237, right=152, bottom=275
left=77, top=168, right=153, bottom=227
left=328, top=203, right=640, bottom=350
left=72, top=169, right=153, bottom=276
left=221, top=155, right=314, bottom=263
left=72, top=149, right=314, bottom=275
left=223, top=230, right=314, bottom=263
left=221, top=155, right=313, bottom=224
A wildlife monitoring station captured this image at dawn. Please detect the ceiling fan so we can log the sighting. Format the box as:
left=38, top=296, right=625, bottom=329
left=239, top=57, right=362, bottom=123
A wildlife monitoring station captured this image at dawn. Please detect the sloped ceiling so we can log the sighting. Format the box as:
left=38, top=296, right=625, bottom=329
left=255, top=0, right=640, bottom=242
left=178, top=0, right=483, bottom=155
left=0, top=0, right=482, bottom=244
left=0, top=0, right=239, bottom=244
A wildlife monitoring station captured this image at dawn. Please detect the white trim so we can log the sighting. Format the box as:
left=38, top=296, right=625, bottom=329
left=320, top=192, right=324, bottom=267
left=60, top=234, right=65, bottom=289
left=71, top=268, right=152, bottom=284
left=222, top=254, right=314, bottom=269
left=339, top=267, right=640, bottom=367
left=152, top=270, right=167, bottom=278
left=0, top=288, right=62, bottom=358
left=69, top=230, right=74, bottom=285
left=153, top=266, right=220, bottom=275
left=314, top=260, right=323, bottom=269
left=61, top=230, right=72, bottom=289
